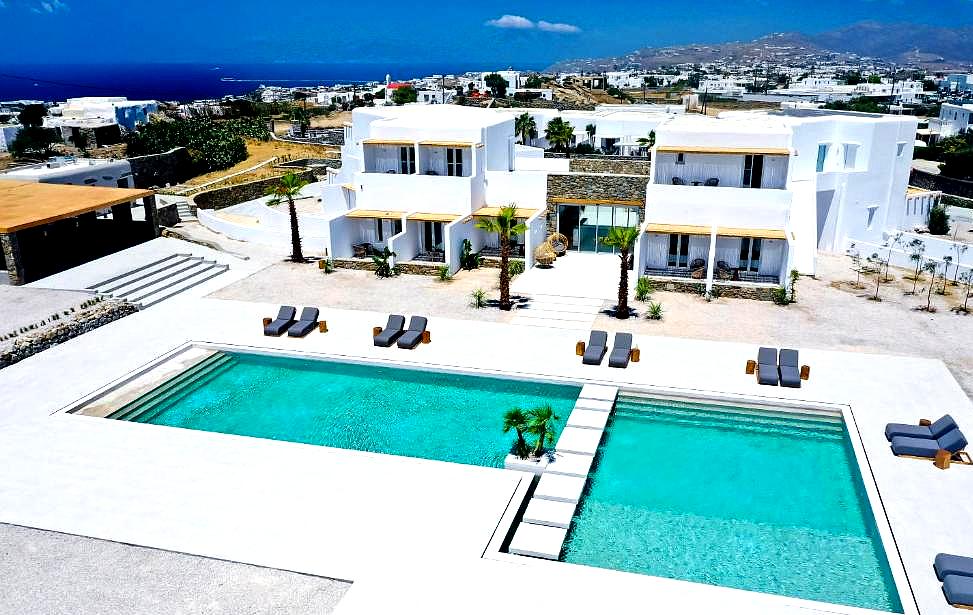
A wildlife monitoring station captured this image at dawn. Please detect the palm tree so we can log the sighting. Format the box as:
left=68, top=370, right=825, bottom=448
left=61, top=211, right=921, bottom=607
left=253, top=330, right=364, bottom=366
left=515, top=112, right=537, bottom=146
left=544, top=117, right=574, bottom=155
left=636, top=130, right=656, bottom=155
left=527, top=405, right=560, bottom=457
left=585, top=123, right=596, bottom=147
left=266, top=172, right=309, bottom=262
left=502, top=408, right=530, bottom=459
left=600, top=226, right=640, bottom=319
left=474, top=205, right=527, bottom=310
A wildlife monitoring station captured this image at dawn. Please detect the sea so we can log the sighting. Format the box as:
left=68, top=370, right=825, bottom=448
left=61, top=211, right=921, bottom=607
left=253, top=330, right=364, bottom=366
left=0, top=62, right=544, bottom=103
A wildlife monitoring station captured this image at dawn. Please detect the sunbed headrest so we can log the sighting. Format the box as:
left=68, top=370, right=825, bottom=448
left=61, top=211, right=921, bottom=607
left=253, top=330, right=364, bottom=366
left=931, top=415, right=959, bottom=438
left=388, top=314, right=405, bottom=329
left=589, top=330, right=608, bottom=347
left=278, top=305, right=297, bottom=320
left=757, top=347, right=778, bottom=365
left=779, top=349, right=799, bottom=367
left=408, top=316, right=427, bottom=331
left=939, top=428, right=968, bottom=453
left=614, top=332, right=633, bottom=348
left=299, top=307, right=319, bottom=322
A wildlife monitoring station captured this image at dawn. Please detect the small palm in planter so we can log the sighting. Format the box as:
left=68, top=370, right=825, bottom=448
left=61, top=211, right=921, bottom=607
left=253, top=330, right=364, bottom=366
left=527, top=405, right=560, bottom=458
left=503, top=408, right=530, bottom=459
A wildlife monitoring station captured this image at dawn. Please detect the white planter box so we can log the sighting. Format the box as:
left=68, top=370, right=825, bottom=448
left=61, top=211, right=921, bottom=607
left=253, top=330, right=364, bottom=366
left=504, top=453, right=550, bottom=475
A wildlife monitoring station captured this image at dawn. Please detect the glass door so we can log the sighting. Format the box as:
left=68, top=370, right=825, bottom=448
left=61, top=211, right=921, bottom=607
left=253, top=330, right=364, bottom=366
left=739, top=237, right=762, bottom=271
left=578, top=206, right=598, bottom=252
left=557, top=204, right=640, bottom=253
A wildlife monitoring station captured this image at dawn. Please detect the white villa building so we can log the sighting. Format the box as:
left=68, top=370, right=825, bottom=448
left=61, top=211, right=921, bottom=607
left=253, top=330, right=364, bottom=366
left=929, top=102, right=973, bottom=140
left=198, top=104, right=939, bottom=296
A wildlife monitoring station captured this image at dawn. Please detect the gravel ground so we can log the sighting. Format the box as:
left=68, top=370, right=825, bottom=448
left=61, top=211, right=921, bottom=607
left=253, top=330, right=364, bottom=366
left=0, top=523, right=349, bottom=615
left=0, top=287, right=98, bottom=349
left=208, top=262, right=517, bottom=324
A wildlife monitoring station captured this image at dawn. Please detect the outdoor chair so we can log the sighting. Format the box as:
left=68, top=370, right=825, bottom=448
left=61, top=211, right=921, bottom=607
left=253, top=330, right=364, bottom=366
left=287, top=307, right=320, bottom=338
left=263, top=305, right=297, bottom=336
left=943, top=575, right=973, bottom=608
left=690, top=258, right=707, bottom=279
left=936, top=554, right=973, bottom=581
left=671, top=177, right=685, bottom=185
left=373, top=314, right=405, bottom=347
left=397, top=316, right=428, bottom=349
left=886, top=415, right=959, bottom=442
left=704, top=177, right=720, bottom=186
left=756, top=346, right=779, bottom=386
left=716, top=260, right=734, bottom=280
left=608, top=333, right=633, bottom=369
left=778, top=348, right=802, bottom=388
left=890, top=428, right=968, bottom=459
left=547, top=232, right=568, bottom=257
left=580, top=330, right=608, bottom=366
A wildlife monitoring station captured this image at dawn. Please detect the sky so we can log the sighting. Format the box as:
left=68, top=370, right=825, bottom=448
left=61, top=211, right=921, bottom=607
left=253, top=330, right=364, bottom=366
left=1, top=0, right=972, bottom=66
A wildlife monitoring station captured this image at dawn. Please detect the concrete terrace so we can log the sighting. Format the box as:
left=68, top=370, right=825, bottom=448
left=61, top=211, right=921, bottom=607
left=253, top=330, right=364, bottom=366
left=0, top=297, right=971, bottom=615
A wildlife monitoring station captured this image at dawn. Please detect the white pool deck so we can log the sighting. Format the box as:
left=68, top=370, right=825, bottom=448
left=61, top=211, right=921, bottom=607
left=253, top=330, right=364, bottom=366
left=1, top=296, right=971, bottom=615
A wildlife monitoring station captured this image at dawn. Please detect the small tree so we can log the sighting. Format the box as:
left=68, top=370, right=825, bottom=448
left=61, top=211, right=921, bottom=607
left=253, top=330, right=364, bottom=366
left=391, top=86, right=418, bottom=105
left=544, top=117, right=574, bottom=155
left=940, top=256, right=953, bottom=295
left=956, top=270, right=973, bottom=314
left=866, top=253, right=888, bottom=300
left=928, top=204, right=950, bottom=235
left=585, top=123, right=596, bottom=146
left=502, top=408, right=530, bottom=459
left=527, top=405, right=560, bottom=458
left=906, top=239, right=926, bottom=295
left=474, top=205, right=527, bottom=310
left=951, top=244, right=969, bottom=285
left=371, top=246, right=399, bottom=278
left=788, top=269, right=800, bottom=303
left=848, top=247, right=865, bottom=288
left=920, top=259, right=939, bottom=311
left=882, top=231, right=903, bottom=282
left=600, top=226, right=640, bottom=319
left=265, top=172, right=309, bottom=262
left=484, top=73, right=508, bottom=98
left=514, top=112, right=537, bottom=145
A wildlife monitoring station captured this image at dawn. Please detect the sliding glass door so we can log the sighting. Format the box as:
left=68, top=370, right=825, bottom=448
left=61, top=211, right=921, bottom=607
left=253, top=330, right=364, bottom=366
left=557, top=204, right=640, bottom=253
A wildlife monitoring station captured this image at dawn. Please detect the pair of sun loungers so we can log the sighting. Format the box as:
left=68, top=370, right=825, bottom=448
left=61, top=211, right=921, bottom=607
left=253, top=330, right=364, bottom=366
left=886, top=414, right=970, bottom=464
left=580, top=330, right=633, bottom=368
left=753, top=347, right=806, bottom=388
left=373, top=314, right=429, bottom=349
left=263, top=306, right=321, bottom=338
left=935, top=553, right=973, bottom=608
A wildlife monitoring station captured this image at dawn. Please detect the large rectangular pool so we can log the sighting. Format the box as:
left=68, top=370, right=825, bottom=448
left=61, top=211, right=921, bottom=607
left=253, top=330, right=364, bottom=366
left=560, top=396, right=903, bottom=612
left=107, top=350, right=580, bottom=468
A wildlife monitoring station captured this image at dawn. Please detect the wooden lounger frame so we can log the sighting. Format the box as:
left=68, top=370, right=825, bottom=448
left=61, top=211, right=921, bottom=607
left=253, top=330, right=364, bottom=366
left=896, top=449, right=973, bottom=469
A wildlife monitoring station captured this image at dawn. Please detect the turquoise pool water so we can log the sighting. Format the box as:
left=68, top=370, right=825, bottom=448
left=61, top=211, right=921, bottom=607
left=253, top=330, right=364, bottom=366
left=560, top=397, right=903, bottom=612
left=109, top=351, right=579, bottom=468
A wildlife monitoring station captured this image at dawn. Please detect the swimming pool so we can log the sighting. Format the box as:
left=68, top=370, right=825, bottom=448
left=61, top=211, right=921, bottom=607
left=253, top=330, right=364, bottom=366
left=107, top=350, right=580, bottom=468
left=560, top=396, right=903, bottom=612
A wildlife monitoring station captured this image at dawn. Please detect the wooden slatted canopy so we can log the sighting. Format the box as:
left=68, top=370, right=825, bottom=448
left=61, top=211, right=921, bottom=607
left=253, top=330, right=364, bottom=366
left=407, top=212, right=460, bottom=223
left=361, top=139, right=415, bottom=146
left=417, top=140, right=481, bottom=148
left=644, top=223, right=711, bottom=235
left=643, top=221, right=786, bottom=240
left=344, top=209, right=407, bottom=219
left=0, top=180, right=153, bottom=233
left=472, top=206, right=540, bottom=219
left=655, top=145, right=791, bottom=156
left=717, top=226, right=786, bottom=240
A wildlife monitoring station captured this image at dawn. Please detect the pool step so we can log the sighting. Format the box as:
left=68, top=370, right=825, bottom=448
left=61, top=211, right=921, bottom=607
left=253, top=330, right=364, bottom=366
left=109, top=353, right=234, bottom=422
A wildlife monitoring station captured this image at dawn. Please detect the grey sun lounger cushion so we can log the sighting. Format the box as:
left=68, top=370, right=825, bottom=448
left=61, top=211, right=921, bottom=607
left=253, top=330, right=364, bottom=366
left=943, top=574, right=973, bottom=607
left=287, top=307, right=319, bottom=338
left=935, top=554, right=973, bottom=581
left=608, top=333, right=633, bottom=368
left=374, top=314, right=405, bottom=347
left=886, top=415, right=958, bottom=442
left=779, top=348, right=801, bottom=388
left=397, top=316, right=428, bottom=349
left=757, top=346, right=779, bottom=386
left=582, top=330, right=608, bottom=365
left=891, top=428, right=968, bottom=458
left=264, top=305, right=297, bottom=336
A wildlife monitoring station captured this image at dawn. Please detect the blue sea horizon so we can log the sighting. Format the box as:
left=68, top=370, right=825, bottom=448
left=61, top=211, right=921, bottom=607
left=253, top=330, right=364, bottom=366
left=0, top=62, right=545, bottom=103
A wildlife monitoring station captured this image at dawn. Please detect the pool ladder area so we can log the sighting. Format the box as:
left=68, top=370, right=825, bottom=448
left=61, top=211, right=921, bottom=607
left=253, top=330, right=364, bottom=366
left=107, top=352, right=235, bottom=423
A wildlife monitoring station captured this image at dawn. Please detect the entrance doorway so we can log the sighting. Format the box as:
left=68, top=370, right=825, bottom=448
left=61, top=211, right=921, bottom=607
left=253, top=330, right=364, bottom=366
left=556, top=204, right=640, bottom=253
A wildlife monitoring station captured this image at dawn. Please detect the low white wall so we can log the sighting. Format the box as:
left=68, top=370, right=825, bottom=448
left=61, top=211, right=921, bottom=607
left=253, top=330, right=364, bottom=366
left=388, top=219, right=416, bottom=263
left=846, top=233, right=972, bottom=278
left=197, top=209, right=330, bottom=252
left=525, top=209, right=548, bottom=269
left=445, top=218, right=474, bottom=274
left=644, top=184, right=792, bottom=230
left=356, top=173, right=474, bottom=215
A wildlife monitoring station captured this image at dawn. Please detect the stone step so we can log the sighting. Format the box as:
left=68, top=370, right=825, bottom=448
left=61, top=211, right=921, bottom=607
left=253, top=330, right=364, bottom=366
left=132, top=263, right=229, bottom=307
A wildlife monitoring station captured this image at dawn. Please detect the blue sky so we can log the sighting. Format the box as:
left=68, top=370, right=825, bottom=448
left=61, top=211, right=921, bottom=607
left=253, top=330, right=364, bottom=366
left=2, top=0, right=972, bottom=65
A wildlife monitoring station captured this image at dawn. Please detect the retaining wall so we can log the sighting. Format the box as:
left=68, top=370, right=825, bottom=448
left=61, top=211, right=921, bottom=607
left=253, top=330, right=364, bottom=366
left=910, top=169, right=973, bottom=199
left=192, top=170, right=317, bottom=211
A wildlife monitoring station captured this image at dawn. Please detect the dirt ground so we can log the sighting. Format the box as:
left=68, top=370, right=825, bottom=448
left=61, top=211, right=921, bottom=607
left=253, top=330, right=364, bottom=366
left=179, top=139, right=337, bottom=190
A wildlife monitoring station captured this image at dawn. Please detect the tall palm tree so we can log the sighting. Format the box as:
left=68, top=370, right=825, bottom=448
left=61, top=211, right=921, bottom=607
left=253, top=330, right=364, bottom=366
left=527, top=405, right=560, bottom=457
left=515, top=112, right=537, bottom=146
left=636, top=130, right=656, bottom=154
left=600, top=226, right=640, bottom=319
left=474, top=205, right=527, bottom=311
left=502, top=408, right=530, bottom=459
left=544, top=117, right=574, bottom=155
left=266, top=172, right=309, bottom=262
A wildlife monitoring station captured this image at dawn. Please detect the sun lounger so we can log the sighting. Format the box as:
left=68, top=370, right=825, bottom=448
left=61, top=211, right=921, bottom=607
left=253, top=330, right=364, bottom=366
left=935, top=554, right=973, bottom=581
left=943, top=575, right=973, bottom=608
left=397, top=316, right=428, bottom=349
left=608, top=333, right=632, bottom=369
left=779, top=348, right=801, bottom=388
left=582, top=330, right=608, bottom=365
left=287, top=307, right=319, bottom=338
left=373, top=314, right=405, bottom=347
left=890, top=428, right=967, bottom=458
left=757, top=347, right=779, bottom=386
left=264, top=305, right=297, bottom=336
left=886, top=415, right=958, bottom=442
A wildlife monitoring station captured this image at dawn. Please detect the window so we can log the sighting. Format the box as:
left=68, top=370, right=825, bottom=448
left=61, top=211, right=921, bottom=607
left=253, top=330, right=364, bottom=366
left=667, top=234, right=690, bottom=267
left=843, top=144, right=858, bottom=169
left=816, top=144, right=828, bottom=172
left=739, top=237, right=762, bottom=272
left=399, top=146, right=415, bottom=174
left=676, top=153, right=685, bottom=165
left=743, top=154, right=764, bottom=188
left=865, top=205, right=878, bottom=230
left=446, top=148, right=464, bottom=176
left=375, top=218, right=402, bottom=241
left=896, top=142, right=907, bottom=157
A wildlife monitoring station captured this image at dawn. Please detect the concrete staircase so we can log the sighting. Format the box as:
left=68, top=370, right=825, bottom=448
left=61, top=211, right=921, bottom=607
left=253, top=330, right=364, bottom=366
left=86, top=253, right=229, bottom=308
left=174, top=200, right=195, bottom=221
left=511, top=294, right=605, bottom=330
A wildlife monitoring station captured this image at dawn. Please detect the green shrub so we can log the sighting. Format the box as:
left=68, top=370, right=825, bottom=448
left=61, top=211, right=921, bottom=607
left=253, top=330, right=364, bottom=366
left=436, top=265, right=452, bottom=282
left=321, top=258, right=335, bottom=274
left=470, top=288, right=487, bottom=308
left=125, top=117, right=269, bottom=175
left=647, top=301, right=664, bottom=320
left=460, top=239, right=482, bottom=270
left=635, top=277, right=654, bottom=301
left=371, top=247, right=399, bottom=278
left=508, top=260, right=525, bottom=277
left=928, top=204, right=951, bottom=235
left=771, top=286, right=791, bottom=305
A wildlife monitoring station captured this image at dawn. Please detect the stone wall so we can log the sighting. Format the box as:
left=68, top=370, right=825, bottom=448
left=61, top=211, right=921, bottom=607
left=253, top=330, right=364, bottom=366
left=333, top=258, right=377, bottom=271
left=545, top=173, right=649, bottom=233
left=568, top=158, right=651, bottom=175
left=910, top=169, right=973, bottom=199
left=0, top=300, right=138, bottom=369
left=157, top=203, right=180, bottom=227
left=396, top=262, right=443, bottom=276
left=129, top=147, right=194, bottom=189
left=192, top=170, right=317, bottom=211
left=647, top=278, right=777, bottom=301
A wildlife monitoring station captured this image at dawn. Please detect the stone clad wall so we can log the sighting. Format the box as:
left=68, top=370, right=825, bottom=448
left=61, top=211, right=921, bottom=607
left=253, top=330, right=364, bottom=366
left=910, top=169, right=973, bottom=199
left=545, top=173, right=649, bottom=234
left=129, top=147, right=194, bottom=189
left=568, top=158, right=652, bottom=175
left=192, top=170, right=317, bottom=211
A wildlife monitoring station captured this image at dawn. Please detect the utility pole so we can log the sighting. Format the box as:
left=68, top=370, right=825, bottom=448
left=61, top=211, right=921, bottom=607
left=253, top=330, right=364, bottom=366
left=441, top=75, right=445, bottom=105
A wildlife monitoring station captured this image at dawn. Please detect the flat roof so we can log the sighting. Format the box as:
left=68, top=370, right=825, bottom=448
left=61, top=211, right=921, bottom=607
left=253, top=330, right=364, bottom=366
left=0, top=180, right=153, bottom=233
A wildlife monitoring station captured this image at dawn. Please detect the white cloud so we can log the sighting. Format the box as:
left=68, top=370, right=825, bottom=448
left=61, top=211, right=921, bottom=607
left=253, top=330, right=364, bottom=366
left=485, top=14, right=534, bottom=29
left=537, top=20, right=581, bottom=33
